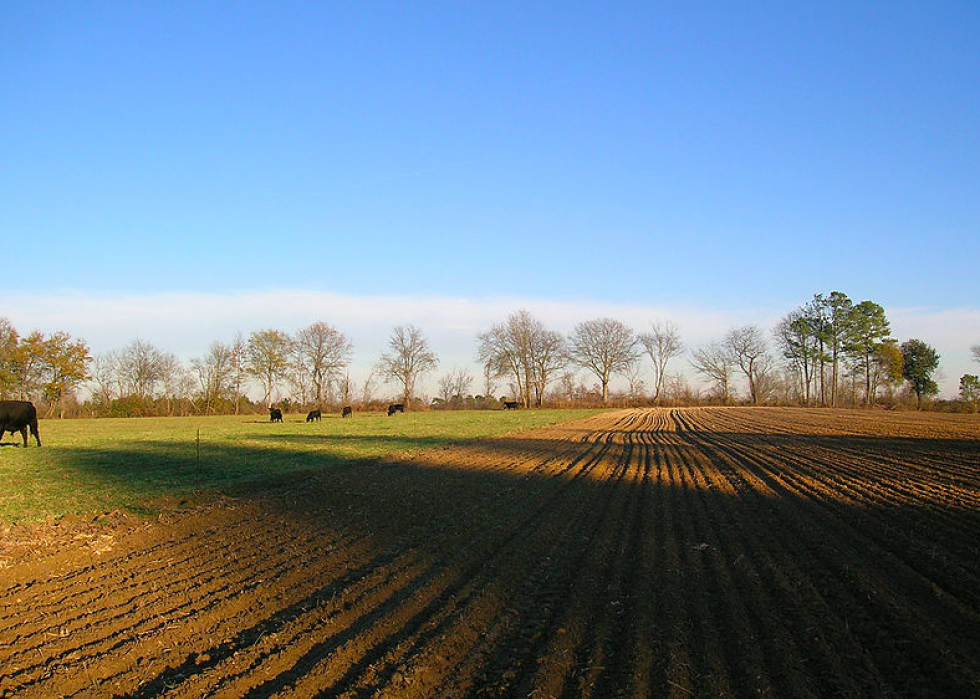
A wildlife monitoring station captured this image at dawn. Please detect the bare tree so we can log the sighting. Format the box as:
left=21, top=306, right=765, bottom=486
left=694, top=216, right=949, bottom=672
left=664, top=372, right=700, bottom=405
left=118, top=339, right=166, bottom=410
left=376, top=324, right=439, bottom=409
left=340, top=371, right=353, bottom=406
left=293, top=322, right=353, bottom=408
left=530, top=328, right=567, bottom=406
left=638, top=320, right=684, bottom=403
left=972, top=343, right=980, bottom=366
left=438, top=368, right=473, bottom=407
left=690, top=341, right=736, bottom=403
left=175, top=371, right=197, bottom=416
left=568, top=318, right=638, bottom=403
left=157, top=352, right=185, bottom=416
left=478, top=310, right=566, bottom=408
left=230, top=333, right=247, bottom=414
left=246, top=329, right=294, bottom=406
left=624, top=358, right=646, bottom=404
left=90, top=351, right=119, bottom=410
left=360, top=370, right=378, bottom=407
left=192, top=342, right=235, bottom=415
left=725, top=325, right=774, bottom=405
left=556, top=372, right=578, bottom=405
left=481, top=362, right=497, bottom=402
left=478, top=310, right=537, bottom=409
left=288, top=364, right=314, bottom=406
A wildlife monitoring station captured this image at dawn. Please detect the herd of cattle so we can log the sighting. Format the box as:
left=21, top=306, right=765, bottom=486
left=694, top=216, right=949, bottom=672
left=303, top=407, right=353, bottom=421
left=268, top=403, right=407, bottom=423
left=271, top=402, right=524, bottom=421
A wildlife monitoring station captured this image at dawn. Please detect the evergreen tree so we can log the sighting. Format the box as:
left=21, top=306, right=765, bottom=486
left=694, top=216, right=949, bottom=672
left=960, top=375, right=980, bottom=412
left=814, top=291, right=854, bottom=407
left=847, top=300, right=892, bottom=406
left=775, top=309, right=819, bottom=405
left=900, top=339, right=939, bottom=408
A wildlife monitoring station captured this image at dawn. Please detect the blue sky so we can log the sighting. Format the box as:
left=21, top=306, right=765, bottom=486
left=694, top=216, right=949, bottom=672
left=2, top=2, right=978, bottom=396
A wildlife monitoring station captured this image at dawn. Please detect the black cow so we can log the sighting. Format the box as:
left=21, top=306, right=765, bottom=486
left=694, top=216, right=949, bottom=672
left=386, top=403, right=405, bottom=416
left=0, top=400, right=41, bottom=447
left=269, top=407, right=283, bottom=423
left=503, top=401, right=520, bottom=410
left=342, top=406, right=353, bottom=418
left=306, top=409, right=321, bottom=422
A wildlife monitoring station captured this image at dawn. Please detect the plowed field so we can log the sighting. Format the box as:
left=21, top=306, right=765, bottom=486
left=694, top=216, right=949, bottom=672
left=2, top=407, right=979, bottom=698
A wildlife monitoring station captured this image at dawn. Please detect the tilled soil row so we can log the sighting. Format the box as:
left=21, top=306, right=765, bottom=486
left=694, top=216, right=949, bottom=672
left=673, top=408, right=980, bottom=697
left=1, top=408, right=979, bottom=698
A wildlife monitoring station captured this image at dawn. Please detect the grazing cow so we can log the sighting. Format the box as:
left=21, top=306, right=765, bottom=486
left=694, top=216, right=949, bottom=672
left=306, top=409, right=321, bottom=422
left=342, top=406, right=353, bottom=418
left=386, top=403, right=405, bottom=416
left=503, top=401, right=520, bottom=410
left=0, top=400, right=41, bottom=447
left=269, top=407, right=283, bottom=423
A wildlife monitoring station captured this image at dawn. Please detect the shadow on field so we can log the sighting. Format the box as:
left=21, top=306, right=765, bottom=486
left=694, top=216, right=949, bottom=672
left=29, top=425, right=980, bottom=522
left=13, top=420, right=980, bottom=699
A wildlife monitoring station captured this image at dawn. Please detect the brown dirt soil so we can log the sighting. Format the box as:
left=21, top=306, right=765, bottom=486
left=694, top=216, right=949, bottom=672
left=2, top=408, right=979, bottom=698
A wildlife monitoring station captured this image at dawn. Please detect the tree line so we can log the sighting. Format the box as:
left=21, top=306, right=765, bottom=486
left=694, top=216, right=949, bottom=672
left=1, top=290, right=977, bottom=417
left=693, top=293, right=944, bottom=409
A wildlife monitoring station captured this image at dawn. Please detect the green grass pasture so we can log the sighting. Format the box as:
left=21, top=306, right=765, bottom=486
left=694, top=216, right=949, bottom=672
left=0, top=409, right=601, bottom=523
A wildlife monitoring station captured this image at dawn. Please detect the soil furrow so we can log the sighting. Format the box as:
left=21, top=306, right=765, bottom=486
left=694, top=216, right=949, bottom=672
left=678, top=408, right=980, bottom=697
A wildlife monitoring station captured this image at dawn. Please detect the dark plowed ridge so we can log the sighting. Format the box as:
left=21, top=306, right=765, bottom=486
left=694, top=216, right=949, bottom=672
left=2, top=408, right=979, bottom=698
